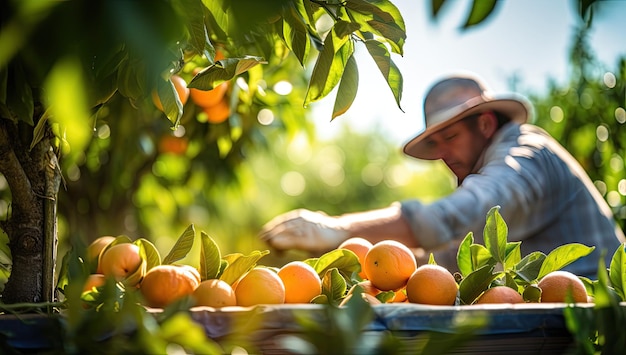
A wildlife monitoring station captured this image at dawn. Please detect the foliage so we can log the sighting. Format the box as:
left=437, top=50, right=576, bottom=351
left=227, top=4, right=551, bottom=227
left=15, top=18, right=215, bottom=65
left=529, top=26, right=626, bottom=231
left=563, top=245, right=626, bottom=353
left=454, top=206, right=595, bottom=305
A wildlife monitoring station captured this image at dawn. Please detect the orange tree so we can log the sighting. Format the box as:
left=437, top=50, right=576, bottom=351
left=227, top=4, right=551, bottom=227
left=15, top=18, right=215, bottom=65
left=0, top=0, right=408, bottom=304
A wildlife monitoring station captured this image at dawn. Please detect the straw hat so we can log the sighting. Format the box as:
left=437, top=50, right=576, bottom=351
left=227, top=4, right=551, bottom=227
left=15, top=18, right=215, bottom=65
left=403, top=73, right=531, bottom=160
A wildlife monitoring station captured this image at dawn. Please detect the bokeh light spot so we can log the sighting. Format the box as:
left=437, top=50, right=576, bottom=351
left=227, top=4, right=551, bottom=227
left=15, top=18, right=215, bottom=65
left=280, top=171, right=306, bottom=196
left=549, top=106, right=564, bottom=123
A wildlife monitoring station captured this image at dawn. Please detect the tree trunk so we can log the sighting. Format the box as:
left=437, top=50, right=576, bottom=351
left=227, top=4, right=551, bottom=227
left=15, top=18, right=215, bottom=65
left=0, top=118, right=59, bottom=304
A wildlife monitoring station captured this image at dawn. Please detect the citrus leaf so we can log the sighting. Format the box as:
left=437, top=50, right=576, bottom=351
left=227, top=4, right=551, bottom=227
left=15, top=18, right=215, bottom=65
left=304, top=30, right=353, bottom=106
left=470, top=243, right=494, bottom=270
left=458, top=264, right=497, bottom=305
left=178, top=0, right=213, bottom=59
left=609, top=243, right=626, bottom=301
left=364, top=39, right=403, bottom=110
left=219, top=250, right=270, bottom=285
left=430, top=0, right=446, bottom=18
left=594, top=251, right=616, bottom=307
left=427, top=253, right=437, bottom=265
left=345, top=0, right=406, bottom=55
left=155, top=76, right=184, bottom=126
left=321, top=267, right=347, bottom=305
left=504, top=241, right=522, bottom=268
left=282, top=3, right=310, bottom=66
left=200, top=231, right=222, bottom=281
left=310, top=249, right=360, bottom=276
left=188, top=56, right=266, bottom=90
left=462, top=0, right=498, bottom=29
left=513, top=251, right=546, bottom=282
left=332, top=54, right=358, bottom=119
left=537, top=243, right=595, bottom=279
left=457, top=232, right=474, bottom=277
left=483, top=205, right=507, bottom=264
left=522, top=284, right=541, bottom=302
left=135, top=238, right=162, bottom=271
left=162, top=224, right=196, bottom=265
left=202, top=0, right=229, bottom=36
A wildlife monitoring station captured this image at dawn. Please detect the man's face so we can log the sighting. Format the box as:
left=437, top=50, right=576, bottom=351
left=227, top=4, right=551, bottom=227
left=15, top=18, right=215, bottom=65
left=422, top=116, right=491, bottom=183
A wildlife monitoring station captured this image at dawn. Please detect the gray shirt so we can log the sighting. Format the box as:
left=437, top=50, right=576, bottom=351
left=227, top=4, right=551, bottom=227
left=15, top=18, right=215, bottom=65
left=401, top=123, right=625, bottom=277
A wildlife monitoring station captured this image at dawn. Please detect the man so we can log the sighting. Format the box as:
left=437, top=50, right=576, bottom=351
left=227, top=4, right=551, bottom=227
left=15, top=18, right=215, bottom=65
left=259, top=73, right=625, bottom=278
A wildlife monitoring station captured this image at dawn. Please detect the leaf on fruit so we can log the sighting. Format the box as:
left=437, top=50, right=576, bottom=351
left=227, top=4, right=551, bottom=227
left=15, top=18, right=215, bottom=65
left=536, top=243, right=595, bottom=280
left=200, top=231, right=221, bottom=281
left=135, top=238, right=161, bottom=271
left=321, top=268, right=347, bottom=305
left=162, top=224, right=196, bottom=265
left=307, top=249, right=361, bottom=277
left=219, top=250, right=270, bottom=285
left=513, top=251, right=546, bottom=282
left=458, top=264, right=497, bottom=305
left=522, top=283, right=541, bottom=302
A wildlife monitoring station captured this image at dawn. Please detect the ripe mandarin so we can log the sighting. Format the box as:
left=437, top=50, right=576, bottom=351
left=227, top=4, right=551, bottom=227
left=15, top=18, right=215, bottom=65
left=474, top=286, right=524, bottom=304
left=363, top=240, right=417, bottom=291
left=538, top=270, right=588, bottom=303
left=406, top=264, right=458, bottom=305
left=193, top=279, right=237, bottom=308
left=234, top=267, right=285, bottom=306
left=277, top=261, right=322, bottom=303
left=98, top=243, right=142, bottom=282
left=140, top=264, right=200, bottom=308
left=338, top=237, right=373, bottom=279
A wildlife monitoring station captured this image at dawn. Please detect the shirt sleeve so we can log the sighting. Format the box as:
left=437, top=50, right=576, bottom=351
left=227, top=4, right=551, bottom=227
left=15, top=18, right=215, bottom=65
left=399, top=129, right=551, bottom=250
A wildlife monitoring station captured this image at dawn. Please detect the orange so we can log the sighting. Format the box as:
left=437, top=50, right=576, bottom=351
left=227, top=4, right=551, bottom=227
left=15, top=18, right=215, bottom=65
left=406, top=264, right=457, bottom=305
left=87, top=236, right=115, bottom=267
left=190, top=81, right=228, bottom=108
left=277, top=261, right=322, bottom=303
left=152, top=74, right=189, bottom=111
left=392, top=287, right=408, bottom=303
left=474, top=286, right=524, bottom=304
left=158, top=135, right=189, bottom=155
left=140, top=264, right=201, bottom=308
left=192, top=279, right=237, bottom=308
left=82, top=274, right=106, bottom=293
left=98, top=243, right=142, bottom=282
left=234, top=267, right=285, bottom=306
left=538, top=270, right=588, bottom=303
left=203, top=98, right=230, bottom=124
left=352, top=280, right=381, bottom=297
left=363, top=240, right=417, bottom=291
left=338, top=237, right=373, bottom=279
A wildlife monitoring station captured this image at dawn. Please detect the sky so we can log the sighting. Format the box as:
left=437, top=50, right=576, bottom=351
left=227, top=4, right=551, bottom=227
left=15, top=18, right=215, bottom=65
left=311, top=0, right=626, bottom=143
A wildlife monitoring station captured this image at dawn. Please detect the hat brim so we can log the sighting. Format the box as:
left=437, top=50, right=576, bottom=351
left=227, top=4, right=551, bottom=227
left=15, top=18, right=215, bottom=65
left=403, top=95, right=530, bottom=160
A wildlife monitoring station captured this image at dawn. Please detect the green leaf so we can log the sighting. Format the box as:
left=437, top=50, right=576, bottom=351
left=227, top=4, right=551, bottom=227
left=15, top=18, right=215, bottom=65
left=158, top=312, right=223, bottom=354
left=513, top=251, right=546, bottom=282
left=219, top=250, right=270, bottom=285
left=594, top=251, right=616, bottom=307
left=309, top=249, right=361, bottom=276
left=457, top=232, right=474, bottom=277
left=304, top=30, right=353, bottom=106
left=458, top=264, right=497, bottom=305
left=522, top=284, right=541, bottom=302
left=282, top=3, right=310, bottom=66
left=322, top=268, right=348, bottom=305
left=430, top=0, right=446, bottom=18
left=332, top=54, right=358, bottom=119
left=345, top=0, right=406, bottom=55
left=609, top=243, right=626, bottom=301
left=188, top=56, right=267, bottom=90
left=537, top=243, right=595, bottom=279
left=363, top=39, right=403, bottom=110
left=427, top=253, right=437, bottom=265
left=483, top=206, right=507, bottom=265
left=202, top=0, right=229, bottom=36
left=179, top=0, right=213, bottom=58
left=200, top=231, right=222, bottom=281
left=135, top=238, right=162, bottom=271
left=162, top=224, right=196, bottom=265
left=463, top=0, right=499, bottom=29
left=155, top=75, right=184, bottom=126
left=504, top=241, right=522, bottom=267
left=470, top=244, right=494, bottom=270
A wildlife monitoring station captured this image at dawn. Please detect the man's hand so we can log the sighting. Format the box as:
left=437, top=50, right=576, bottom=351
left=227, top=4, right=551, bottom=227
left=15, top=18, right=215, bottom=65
left=259, top=209, right=349, bottom=253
